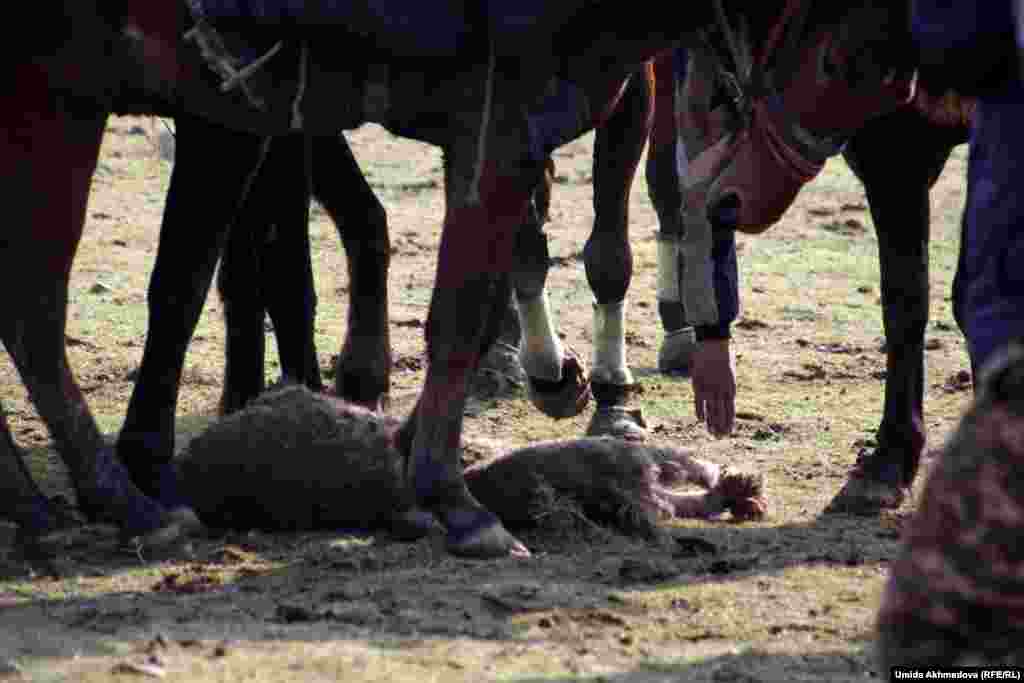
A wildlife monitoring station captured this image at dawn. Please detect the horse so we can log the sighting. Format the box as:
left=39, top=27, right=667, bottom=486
left=119, top=63, right=652, bottom=489
left=664, top=4, right=976, bottom=515
left=3, top=0, right=913, bottom=558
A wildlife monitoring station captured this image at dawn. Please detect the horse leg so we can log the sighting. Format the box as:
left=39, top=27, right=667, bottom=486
left=825, top=109, right=958, bottom=514
left=261, top=135, right=323, bottom=393
left=218, top=141, right=277, bottom=414
left=474, top=159, right=556, bottom=390
left=219, top=134, right=322, bottom=414
left=583, top=66, right=654, bottom=439
left=648, top=52, right=697, bottom=374
left=119, top=115, right=271, bottom=505
left=310, top=134, right=391, bottom=411
left=512, top=187, right=592, bottom=419
left=395, top=70, right=543, bottom=557
left=1, top=73, right=180, bottom=546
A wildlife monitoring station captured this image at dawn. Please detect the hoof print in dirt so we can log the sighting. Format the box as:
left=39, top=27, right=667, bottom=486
left=178, top=386, right=762, bottom=541
left=525, top=351, right=592, bottom=419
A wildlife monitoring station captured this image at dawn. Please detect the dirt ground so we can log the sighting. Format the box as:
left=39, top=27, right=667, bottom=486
left=0, top=116, right=970, bottom=682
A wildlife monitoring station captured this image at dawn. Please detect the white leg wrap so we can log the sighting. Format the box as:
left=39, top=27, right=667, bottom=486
left=656, top=233, right=682, bottom=304
left=516, top=292, right=565, bottom=382
left=592, top=300, right=633, bottom=386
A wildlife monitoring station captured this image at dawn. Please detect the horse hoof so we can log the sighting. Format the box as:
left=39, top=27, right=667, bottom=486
left=133, top=462, right=206, bottom=536
left=658, top=327, right=696, bottom=375
left=824, top=474, right=908, bottom=515
left=446, top=522, right=531, bottom=559
left=525, top=352, right=591, bottom=419
left=441, top=507, right=531, bottom=559
left=586, top=405, right=648, bottom=441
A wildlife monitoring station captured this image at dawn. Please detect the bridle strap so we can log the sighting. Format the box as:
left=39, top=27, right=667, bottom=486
left=701, top=0, right=843, bottom=161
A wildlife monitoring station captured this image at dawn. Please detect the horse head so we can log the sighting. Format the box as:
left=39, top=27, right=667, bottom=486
left=682, top=0, right=917, bottom=234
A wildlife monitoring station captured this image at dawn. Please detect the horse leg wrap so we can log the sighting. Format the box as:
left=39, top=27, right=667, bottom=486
left=516, top=291, right=564, bottom=382
left=656, top=231, right=696, bottom=373
left=591, top=299, right=633, bottom=386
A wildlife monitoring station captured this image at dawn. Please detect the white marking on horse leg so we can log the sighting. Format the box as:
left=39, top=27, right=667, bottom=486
left=591, top=300, right=633, bottom=386
left=515, top=291, right=565, bottom=382
left=657, top=230, right=698, bottom=372
left=656, top=231, right=681, bottom=305
left=466, top=44, right=496, bottom=207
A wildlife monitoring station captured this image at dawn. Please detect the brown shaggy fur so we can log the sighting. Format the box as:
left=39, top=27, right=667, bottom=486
left=179, top=386, right=766, bottom=537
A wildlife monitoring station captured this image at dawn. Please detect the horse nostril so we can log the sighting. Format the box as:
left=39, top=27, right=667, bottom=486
left=708, top=194, right=740, bottom=230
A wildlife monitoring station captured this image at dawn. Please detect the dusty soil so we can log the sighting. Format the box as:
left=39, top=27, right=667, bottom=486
left=0, top=116, right=970, bottom=682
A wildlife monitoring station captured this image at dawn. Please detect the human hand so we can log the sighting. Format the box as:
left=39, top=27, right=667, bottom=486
left=691, top=338, right=736, bottom=437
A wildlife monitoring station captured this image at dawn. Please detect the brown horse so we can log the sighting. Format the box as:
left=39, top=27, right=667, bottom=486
left=2, top=0, right=914, bottom=558
left=668, top=5, right=975, bottom=515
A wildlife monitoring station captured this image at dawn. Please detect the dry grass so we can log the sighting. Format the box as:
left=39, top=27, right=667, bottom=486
left=0, top=116, right=970, bottom=681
